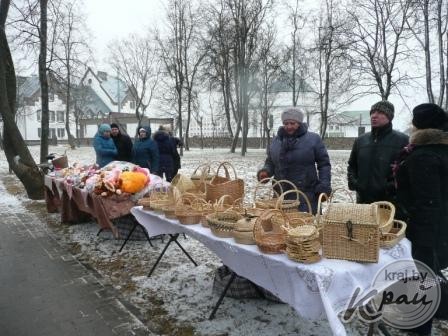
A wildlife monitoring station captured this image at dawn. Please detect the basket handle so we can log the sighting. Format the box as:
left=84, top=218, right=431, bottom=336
left=271, top=179, right=297, bottom=194
left=315, top=193, right=329, bottom=228
left=372, top=201, right=396, bottom=231
left=275, top=189, right=312, bottom=214
left=253, top=177, right=281, bottom=203
left=329, top=187, right=355, bottom=204
left=216, top=161, right=237, bottom=179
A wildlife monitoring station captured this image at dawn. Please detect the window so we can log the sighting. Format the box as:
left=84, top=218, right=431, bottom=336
left=49, top=92, right=54, bottom=102
left=49, top=128, right=56, bottom=139
left=57, top=111, right=64, bottom=123
left=57, top=128, right=65, bottom=138
left=36, top=110, right=41, bottom=122
left=88, top=78, right=92, bottom=85
left=49, top=110, right=55, bottom=122
left=130, top=100, right=136, bottom=109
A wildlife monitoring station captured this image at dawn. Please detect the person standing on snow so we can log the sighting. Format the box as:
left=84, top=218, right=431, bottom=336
left=257, top=107, right=331, bottom=214
left=132, top=126, right=159, bottom=172
left=93, top=123, right=117, bottom=168
left=110, top=123, right=133, bottom=162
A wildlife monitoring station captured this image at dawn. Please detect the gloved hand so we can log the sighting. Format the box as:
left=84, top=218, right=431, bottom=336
left=257, top=170, right=270, bottom=182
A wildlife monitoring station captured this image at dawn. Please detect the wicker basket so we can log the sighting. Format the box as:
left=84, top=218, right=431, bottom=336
left=232, top=215, right=257, bottom=245
left=205, top=162, right=244, bottom=205
left=52, top=155, right=68, bottom=169
left=253, top=209, right=287, bottom=254
left=380, top=220, right=407, bottom=249
left=171, top=174, right=197, bottom=193
left=207, top=210, right=242, bottom=238
left=137, top=197, right=151, bottom=210
left=322, top=202, right=381, bottom=263
left=175, top=207, right=202, bottom=225
left=191, top=163, right=216, bottom=192
left=286, top=226, right=321, bottom=264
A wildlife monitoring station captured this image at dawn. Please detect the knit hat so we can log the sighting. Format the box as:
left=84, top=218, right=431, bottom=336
left=370, top=100, right=395, bottom=121
left=412, top=103, right=448, bottom=130
left=98, top=124, right=111, bottom=134
left=281, top=107, right=305, bottom=123
left=110, top=123, right=119, bottom=129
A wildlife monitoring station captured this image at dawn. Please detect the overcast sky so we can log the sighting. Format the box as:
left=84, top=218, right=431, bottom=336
left=84, top=0, right=164, bottom=69
left=80, top=0, right=414, bottom=129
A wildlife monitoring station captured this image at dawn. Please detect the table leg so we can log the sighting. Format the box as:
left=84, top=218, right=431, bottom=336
left=148, top=234, right=198, bottom=277
left=148, top=234, right=178, bottom=277
left=118, top=222, right=138, bottom=252
left=209, top=271, right=236, bottom=320
left=173, top=237, right=198, bottom=266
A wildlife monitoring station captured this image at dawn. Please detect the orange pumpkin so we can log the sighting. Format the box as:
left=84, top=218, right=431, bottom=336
left=119, top=171, right=149, bottom=194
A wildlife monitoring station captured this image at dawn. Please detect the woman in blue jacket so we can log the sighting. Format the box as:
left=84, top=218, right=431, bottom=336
left=132, top=126, right=159, bottom=172
left=93, top=124, right=117, bottom=168
left=257, top=107, right=331, bottom=214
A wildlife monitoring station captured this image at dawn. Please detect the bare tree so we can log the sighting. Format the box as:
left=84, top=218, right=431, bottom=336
left=227, top=0, right=272, bottom=155
left=407, top=0, right=448, bottom=107
left=0, top=0, right=44, bottom=199
left=108, top=31, right=161, bottom=125
left=50, top=0, right=92, bottom=149
left=256, top=23, right=283, bottom=147
left=347, top=0, right=415, bottom=100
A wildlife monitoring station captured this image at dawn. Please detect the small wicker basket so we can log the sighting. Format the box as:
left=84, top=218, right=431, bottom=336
left=380, top=220, right=407, bottom=249
left=253, top=209, right=287, bottom=254
left=285, top=225, right=321, bottom=263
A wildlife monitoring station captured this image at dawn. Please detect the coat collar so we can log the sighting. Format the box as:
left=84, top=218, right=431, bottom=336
left=410, top=128, right=448, bottom=146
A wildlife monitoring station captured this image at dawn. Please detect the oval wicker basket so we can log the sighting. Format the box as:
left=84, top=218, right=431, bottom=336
left=380, top=220, right=406, bottom=248
left=207, top=210, right=242, bottom=238
left=285, top=225, right=321, bottom=263
left=205, top=162, right=244, bottom=205
left=232, top=216, right=257, bottom=245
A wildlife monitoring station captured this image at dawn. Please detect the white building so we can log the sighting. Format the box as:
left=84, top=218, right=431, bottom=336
left=15, top=75, right=76, bottom=141
left=326, top=110, right=371, bottom=137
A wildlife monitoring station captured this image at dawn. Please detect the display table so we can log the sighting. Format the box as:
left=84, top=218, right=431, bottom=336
left=44, top=175, right=149, bottom=238
left=131, top=206, right=413, bottom=336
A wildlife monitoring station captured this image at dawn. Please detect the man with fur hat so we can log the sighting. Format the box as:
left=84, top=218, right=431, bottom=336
left=257, top=107, right=331, bottom=214
left=347, top=100, right=408, bottom=204
left=395, top=103, right=448, bottom=333
left=110, top=123, right=133, bottom=162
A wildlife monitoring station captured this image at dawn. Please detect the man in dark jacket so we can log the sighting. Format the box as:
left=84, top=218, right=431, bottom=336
left=347, top=100, right=408, bottom=204
left=257, top=107, right=331, bottom=214
left=110, top=123, right=133, bottom=162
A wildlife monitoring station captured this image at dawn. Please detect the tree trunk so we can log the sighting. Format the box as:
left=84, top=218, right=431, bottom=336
left=0, top=0, right=44, bottom=200
left=39, top=0, right=49, bottom=163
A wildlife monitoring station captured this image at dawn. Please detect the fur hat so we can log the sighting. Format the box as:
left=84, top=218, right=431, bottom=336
left=370, top=100, right=395, bottom=121
left=98, top=124, right=111, bottom=134
left=412, top=103, right=448, bottom=130
left=281, top=107, right=305, bottom=123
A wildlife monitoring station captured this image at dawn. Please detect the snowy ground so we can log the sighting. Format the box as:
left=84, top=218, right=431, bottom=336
left=1, top=145, right=447, bottom=336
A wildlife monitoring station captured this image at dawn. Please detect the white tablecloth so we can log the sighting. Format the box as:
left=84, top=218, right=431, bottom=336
left=131, top=206, right=413, bottom=336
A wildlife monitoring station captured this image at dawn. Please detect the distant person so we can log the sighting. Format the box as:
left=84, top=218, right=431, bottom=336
left=152, top=125, right=178, bottom=182
left=93, top=124, right=117, bottom=168
left=347, top=100, right=408, bottom=204
left=110, top=123, right=133, bottom=162
left=132, top=126, right=159, bottom=172
left=257, top=107, right=331, bottom=214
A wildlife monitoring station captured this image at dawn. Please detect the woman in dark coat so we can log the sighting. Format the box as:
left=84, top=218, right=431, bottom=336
left=257, top=107, right=331, bottom=214
left=395, top=103, right=448, bottom=335
left=132, top=126, right=159, bottom=172
left=152, top=126, right=178, bottom=182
